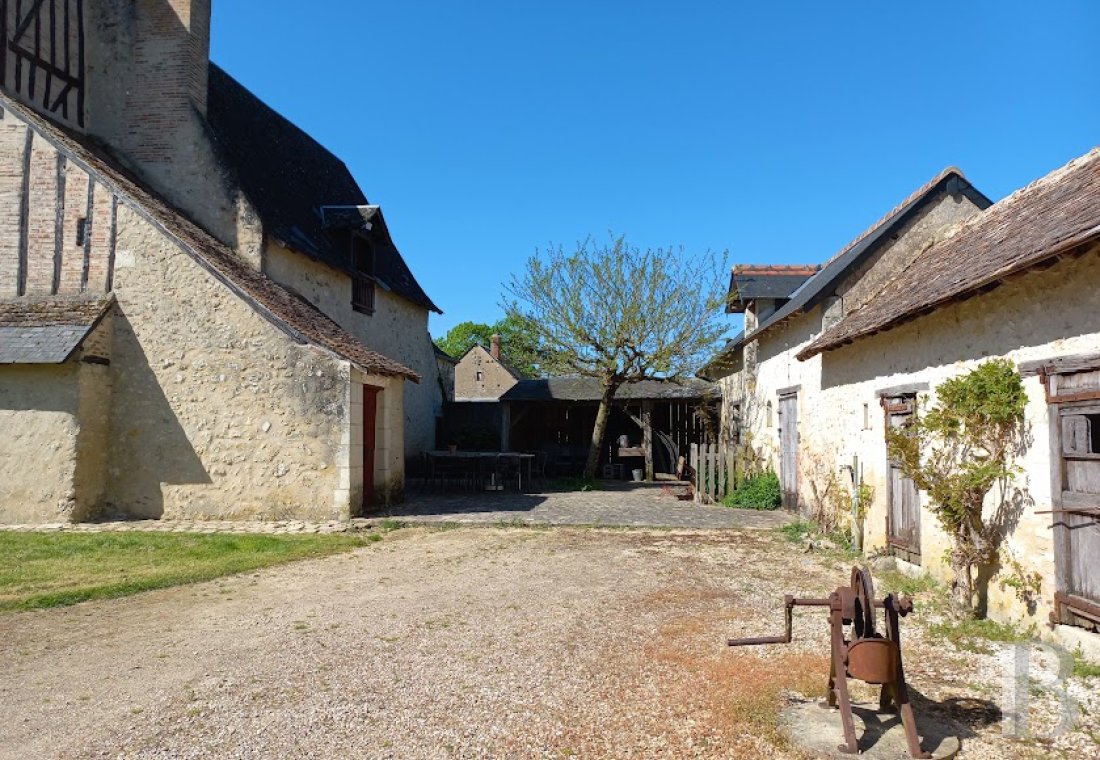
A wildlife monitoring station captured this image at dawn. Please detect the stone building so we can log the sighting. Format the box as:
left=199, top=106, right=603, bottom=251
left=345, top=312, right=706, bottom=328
left=454, top=335, right=521, bottom=401
left=0, top=0, right=442, bottom=522
left=702, top=167, right=991, bottom=509
left=704, top=149, right=1100, bottom=653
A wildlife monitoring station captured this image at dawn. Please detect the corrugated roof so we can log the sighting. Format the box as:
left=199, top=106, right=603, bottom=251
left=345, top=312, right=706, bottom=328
left=0, top=295, right=114, bottom=364
left=0, top=94, right=420, bottom=382
left=800, top=148, right=1100, bottom=360
left=744, top=167, right=991, bottom=343
left=206, top=65, right=441, bottom=314
left=501, top=377, right=715, bottom=402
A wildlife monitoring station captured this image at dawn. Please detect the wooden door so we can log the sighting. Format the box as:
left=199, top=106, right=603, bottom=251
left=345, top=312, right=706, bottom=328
left=885, top=395, right=921, bottom=563
left=362, top=386, right=380, bottom=511
left=777, top=392, right=799, bottom=510
left=1056, top=402, right=1100, bottom=623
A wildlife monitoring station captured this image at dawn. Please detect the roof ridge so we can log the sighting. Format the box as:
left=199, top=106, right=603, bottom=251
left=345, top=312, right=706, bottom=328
left=820, top=166, right=962, bottom=268
left=799, top=147, right=1100, bottom=359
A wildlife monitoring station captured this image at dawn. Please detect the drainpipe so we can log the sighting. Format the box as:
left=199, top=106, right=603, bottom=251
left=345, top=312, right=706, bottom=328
left=841, top=456, right=862, bottom=553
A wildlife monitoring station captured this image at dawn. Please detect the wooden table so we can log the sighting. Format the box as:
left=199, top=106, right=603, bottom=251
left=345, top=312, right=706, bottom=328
left=427, top=451, right=536, bottom=492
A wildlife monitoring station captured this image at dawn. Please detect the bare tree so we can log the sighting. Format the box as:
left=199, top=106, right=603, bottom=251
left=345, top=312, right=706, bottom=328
left=503, top=235, right=728, bottom=479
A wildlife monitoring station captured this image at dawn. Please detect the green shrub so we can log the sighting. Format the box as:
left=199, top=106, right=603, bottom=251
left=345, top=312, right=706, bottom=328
left=723, top=471, right=781, bottom=510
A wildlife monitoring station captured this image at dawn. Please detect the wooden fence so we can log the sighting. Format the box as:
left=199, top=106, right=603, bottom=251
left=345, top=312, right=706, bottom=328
left=690, top=443, right=735, bottom=504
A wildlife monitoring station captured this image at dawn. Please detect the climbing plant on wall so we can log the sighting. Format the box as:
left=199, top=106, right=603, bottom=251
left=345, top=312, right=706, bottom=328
left=886, top=359, right=1028, bottom=616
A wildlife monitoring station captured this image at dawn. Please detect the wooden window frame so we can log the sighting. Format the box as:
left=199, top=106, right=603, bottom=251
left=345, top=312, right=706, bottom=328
left=351, top=233, right=377, bottom=315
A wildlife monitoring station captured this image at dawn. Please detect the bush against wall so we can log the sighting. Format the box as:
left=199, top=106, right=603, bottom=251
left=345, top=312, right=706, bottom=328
left=885, top=359, right=1028, bottom=616
left=722, top=471, right=781, bottom=510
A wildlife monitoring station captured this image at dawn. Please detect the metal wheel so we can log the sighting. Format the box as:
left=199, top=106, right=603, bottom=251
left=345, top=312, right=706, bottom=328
left=851, top=566, right=877, bottom=639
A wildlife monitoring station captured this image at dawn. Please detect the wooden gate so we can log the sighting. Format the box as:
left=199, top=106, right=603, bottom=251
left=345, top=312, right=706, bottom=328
left=777, top=391, right=799, bottom=510
left=885, top=395, right=921, bottom=564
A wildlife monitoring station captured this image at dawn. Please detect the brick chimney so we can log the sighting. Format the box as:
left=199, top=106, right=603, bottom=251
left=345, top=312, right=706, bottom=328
left=79, top=0, right=239, bottom=245
left=490, top=334, right=502, bottom=360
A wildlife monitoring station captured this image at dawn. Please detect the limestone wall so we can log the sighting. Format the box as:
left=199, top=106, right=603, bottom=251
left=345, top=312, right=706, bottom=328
left=105, top=204, right=354, bottom=520
left=0, top=364, right=80, bottom=522
left=806, top=248, right=1100, bottom=629
left=263, top=243, right=439, bottom=459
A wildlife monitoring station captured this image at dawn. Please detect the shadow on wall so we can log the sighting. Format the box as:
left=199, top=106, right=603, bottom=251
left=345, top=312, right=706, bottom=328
left=106, top=306, right=210, bottom=518
left=819, top=256, right=1100, bottom=391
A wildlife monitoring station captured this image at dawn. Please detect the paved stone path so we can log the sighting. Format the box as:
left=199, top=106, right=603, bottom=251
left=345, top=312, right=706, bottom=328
left=0, top=484, right=790, bottom=533
left=386, top=481, right=793, bottom=529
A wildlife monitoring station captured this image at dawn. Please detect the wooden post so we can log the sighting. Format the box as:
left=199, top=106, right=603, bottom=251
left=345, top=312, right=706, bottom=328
left=500, top=402, right=511, bottom=452
left=641, top=400, right=654, bottom=481
left=690, top=443, right=699, bottom=503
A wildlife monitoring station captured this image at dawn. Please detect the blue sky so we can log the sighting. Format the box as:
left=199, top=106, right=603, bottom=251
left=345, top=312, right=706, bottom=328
left=210, top=2, right=1099, bottom=339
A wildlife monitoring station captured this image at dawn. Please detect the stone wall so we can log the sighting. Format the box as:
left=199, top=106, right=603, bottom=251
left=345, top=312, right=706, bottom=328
left=0, top=364, right=80, bottom=522
left=263, top=242, right=438, bottom=459
left=104, top=203, right=359, bottom=520
left=455, top=344, right=518, bottom=401
left=808, top=247, right=1100, bottom=634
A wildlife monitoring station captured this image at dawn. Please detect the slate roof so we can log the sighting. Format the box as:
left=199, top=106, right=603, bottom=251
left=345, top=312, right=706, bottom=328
left=0, top=295, right=114, bottom=364
left=206, top=65, right=441, bottom=314
left=501, top=377, right=715, bottom=403
left=0, top=94, right=420, bottom=381
left=745, top=167, right=992, bottom=343
left=800, top=148, right=1100, bottom=360
left=727, top=265, right=819, bottom=313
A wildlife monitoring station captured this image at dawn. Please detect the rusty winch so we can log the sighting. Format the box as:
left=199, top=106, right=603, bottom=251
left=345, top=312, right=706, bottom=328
left=727, top=566, right=929, bottom=758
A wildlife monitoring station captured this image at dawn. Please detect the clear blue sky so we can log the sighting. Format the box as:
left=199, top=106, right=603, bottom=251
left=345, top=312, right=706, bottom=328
left=210, top=2, right=1099, bottom=339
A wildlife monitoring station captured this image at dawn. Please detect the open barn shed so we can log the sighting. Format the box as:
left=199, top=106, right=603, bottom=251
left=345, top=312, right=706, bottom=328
left=499, top=377, right=718, bottom=480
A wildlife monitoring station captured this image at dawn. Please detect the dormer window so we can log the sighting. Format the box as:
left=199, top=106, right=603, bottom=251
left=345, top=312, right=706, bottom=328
left=351, top=233, right=376, bottom=315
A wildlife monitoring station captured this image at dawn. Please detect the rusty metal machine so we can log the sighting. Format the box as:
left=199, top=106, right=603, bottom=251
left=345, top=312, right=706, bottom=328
left=728, top=567, right=929, bottom=758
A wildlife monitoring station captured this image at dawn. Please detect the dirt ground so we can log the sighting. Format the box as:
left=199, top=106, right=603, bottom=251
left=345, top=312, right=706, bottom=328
left=1, top=526, right=1096, bottom=759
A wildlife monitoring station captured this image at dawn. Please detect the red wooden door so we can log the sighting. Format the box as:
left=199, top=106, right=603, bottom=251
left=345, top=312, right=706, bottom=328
left=362, top=386, right=380, bottom=510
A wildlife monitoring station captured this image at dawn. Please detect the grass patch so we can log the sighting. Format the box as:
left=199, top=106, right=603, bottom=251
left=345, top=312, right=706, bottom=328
left=1072, top=651, right=1100, bottom=679
left=874, top=568, right=940, bottom=598
left=551, top=477, right=601, bottom=492
left=0, top=531, right=369, bottom=612
left=927, top=616, right=1033, bottom=654
left=776, top=519, right=815, bottom=544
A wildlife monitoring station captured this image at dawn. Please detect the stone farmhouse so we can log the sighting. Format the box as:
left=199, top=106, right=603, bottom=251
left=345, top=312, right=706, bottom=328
left=454, top=335, right=521, bottom=402
left=705, top=148, right=1100, bottom=651
left=0, top=0, right=443, bottom=523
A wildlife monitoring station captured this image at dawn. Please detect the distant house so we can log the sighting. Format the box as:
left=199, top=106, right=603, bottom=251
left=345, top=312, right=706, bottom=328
left=454, top=335, right=521, bottom=401
left=0, top=1, right=441, bottom=522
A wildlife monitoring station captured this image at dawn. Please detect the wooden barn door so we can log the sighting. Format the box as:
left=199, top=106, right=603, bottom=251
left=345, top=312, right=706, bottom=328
left=885, top=395, right=921, bottom=564
left=777, top=392, right=799, bottom=510
left=1051, top=371, right=1100, bottom=628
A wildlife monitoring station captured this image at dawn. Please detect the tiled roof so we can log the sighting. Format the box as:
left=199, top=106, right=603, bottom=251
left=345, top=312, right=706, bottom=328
left=744, top=167, right=991, bottom=342
left=0, top=295, right=114, bottom=363
left=800, top=148, right=1100, bottom=359
left=0, top=94, right=420, bottom=382
left=501, top=377, right=715, bottom=402
left=207, top=65, right=441, bottom=314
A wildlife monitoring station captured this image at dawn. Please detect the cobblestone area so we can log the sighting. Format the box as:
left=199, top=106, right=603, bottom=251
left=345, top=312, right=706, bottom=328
left=388, top=482, right=792, bottom=529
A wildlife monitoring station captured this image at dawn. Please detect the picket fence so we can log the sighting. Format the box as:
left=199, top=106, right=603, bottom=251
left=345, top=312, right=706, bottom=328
left=689, top=442, right=735, bottom=504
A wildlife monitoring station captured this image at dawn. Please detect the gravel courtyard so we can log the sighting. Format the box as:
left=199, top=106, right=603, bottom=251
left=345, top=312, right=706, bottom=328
left=1, top=525, right=1097, bottom=759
